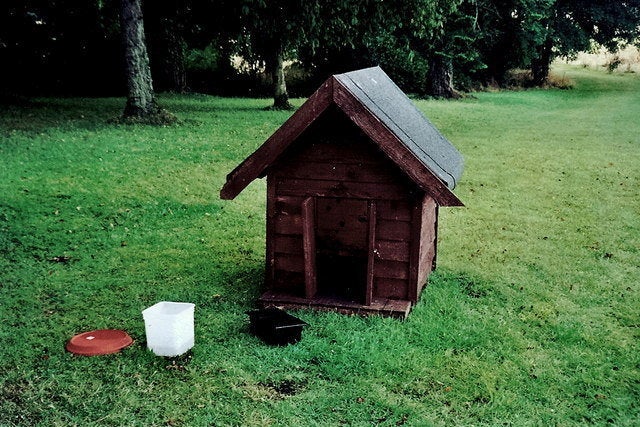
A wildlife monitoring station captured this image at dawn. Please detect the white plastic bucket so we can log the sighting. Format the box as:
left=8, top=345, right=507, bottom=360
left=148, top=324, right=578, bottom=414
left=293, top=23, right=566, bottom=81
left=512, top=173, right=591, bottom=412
left=142, top=301, right=195, bottom=357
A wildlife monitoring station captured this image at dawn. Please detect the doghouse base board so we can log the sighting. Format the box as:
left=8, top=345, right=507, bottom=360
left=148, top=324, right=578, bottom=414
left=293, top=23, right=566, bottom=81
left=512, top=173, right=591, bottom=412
left=258, top=291, right=412, bottom=319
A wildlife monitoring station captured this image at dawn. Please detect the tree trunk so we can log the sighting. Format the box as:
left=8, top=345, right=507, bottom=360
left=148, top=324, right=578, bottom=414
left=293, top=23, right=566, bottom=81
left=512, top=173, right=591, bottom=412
left=427, top=55, right=461, bottom=99
left=162, top=18, right=187, bottom=93
left=531, top=35, right=553, bottom=86
left=120, top=0, right=157, bottom=117
left=269, top=43, right=292, bottom=110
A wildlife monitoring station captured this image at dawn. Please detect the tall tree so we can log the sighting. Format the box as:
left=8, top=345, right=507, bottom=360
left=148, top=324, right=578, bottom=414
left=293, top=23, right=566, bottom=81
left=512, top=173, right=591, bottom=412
left=120, top=0, right=162, bottom=119
left=238, top=0, right=384, bottom=107
left=469, top=0, right=524, bottom=86
left=417, top=0, right=467, bottom=98
left=239, top=0, right=321, bottom=109
left=118, top=0, right=178, bottom=123
left=146, top=0, right=189, bottom=93
left=297, top=0, right=463, bottom=97
left=358, top=0, right=469, bottom=98
left=0, top=0, right=123, bottom=97
left=317, top=0, right=488, bottom=98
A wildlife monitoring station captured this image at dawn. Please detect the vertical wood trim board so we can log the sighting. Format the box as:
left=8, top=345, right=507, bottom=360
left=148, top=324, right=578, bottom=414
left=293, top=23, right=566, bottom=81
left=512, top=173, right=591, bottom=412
left=408, top=199, right=422, bottom=302
left=366, top=200, right=377, bottom=306
left=265, top=175, right=277, bottom=287
left=302, top=197, right=317, bottom=299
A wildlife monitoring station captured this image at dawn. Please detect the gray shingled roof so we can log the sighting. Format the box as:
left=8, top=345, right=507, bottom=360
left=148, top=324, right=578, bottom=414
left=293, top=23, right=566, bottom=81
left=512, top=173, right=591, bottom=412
left=334, top=66, right=464, bottom=190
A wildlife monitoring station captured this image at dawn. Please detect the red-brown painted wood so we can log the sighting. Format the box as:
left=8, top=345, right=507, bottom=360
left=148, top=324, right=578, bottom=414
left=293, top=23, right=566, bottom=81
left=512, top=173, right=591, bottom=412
left=273, top=213, right=303, bottom=236
left=302, top=197, right=317, bottom=299
left=258, top=289, right=412, bottom=319
left=274, top=254, right=304, bottom=273
left=418, top=196, right=438, bottom=288
left=273, top=235, right=302, bottom=254
left=408, top=200, right=422, bottom=302
left=275, top=178, right=412, bottom=201
left=220, top=79, right=334, bottom=200
left=376, top=219, right=412, bottom=241
left=377, top=200, right=412, bottom=221
left=265, top=175, right=277, bottom=288
left=376, top=241, right=411, bottom=262
left=273, top=271, right=303, bottom=293
left=365, top=201, right=377, bottom=306
left=374, top=259, right=409, bottom=280
left=374, top=277, right=408, bottom=300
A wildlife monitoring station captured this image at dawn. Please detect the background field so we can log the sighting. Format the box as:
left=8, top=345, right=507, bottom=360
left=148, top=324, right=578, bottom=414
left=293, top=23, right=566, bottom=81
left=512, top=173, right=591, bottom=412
left=1, top=65, right=638, bottom=426
left=562, top=45, right=640, bottom=74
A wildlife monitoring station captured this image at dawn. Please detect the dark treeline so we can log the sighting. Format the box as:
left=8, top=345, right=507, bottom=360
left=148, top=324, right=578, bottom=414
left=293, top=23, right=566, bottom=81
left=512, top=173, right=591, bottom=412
left=2, top=0, right=639, bottom=104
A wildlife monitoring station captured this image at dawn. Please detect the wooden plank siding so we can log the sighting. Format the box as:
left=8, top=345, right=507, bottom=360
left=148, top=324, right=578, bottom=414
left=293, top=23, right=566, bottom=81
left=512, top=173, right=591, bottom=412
left=268, top=170, right=429, bottom=304
left=374, top=277, right=408, bottom=300
left=377, top=220, right=412, bottom=241
left=220, top=79, right=334, bottom=200
left=276, top=178, right=410, bottom=201
left=365, top=201, right=377, bottom=305
left=302, top=197, right=317, bottom=298
left=417, top=196, right=438, bottom=290
left=267, top=189, right=302, bottom=293
left=265, top=175, right=277, bottom=287
left=373, top=201, right=413, bottom=300
left=271, top=109, right=418, bottom=202
left=265, top=108, right=419, bottom=303
left=375, top=241, right=410, bottom=262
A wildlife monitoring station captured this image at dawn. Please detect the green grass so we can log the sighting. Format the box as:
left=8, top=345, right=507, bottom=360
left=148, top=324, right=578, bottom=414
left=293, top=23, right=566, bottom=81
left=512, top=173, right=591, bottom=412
left=1, top=66, right=639, bottom=426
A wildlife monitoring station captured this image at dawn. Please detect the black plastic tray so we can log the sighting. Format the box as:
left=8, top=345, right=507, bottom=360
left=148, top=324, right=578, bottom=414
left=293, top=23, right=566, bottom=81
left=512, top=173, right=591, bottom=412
left=247, top=307, right=308, bottom=346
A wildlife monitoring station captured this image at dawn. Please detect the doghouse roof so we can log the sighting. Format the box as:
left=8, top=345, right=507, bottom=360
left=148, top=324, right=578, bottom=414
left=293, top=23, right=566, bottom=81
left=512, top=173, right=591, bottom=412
left=220, top=66, right=464, bottom=206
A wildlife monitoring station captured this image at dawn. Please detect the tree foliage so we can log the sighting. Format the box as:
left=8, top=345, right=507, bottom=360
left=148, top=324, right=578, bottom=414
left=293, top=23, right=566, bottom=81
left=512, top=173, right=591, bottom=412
left=234, top=0, right=316, bottom=108
left=473, top=0, right=640, bottom=85
left=0, top=0, right=122, bottom=97
left=530, top=0, right=640, bottom=84
left=1, top=0, right=638, bottom=100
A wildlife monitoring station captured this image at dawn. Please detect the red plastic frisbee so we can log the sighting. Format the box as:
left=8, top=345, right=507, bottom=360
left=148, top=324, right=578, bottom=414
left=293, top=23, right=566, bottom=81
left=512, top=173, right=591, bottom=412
left=66, top=329, right=133, bottom=356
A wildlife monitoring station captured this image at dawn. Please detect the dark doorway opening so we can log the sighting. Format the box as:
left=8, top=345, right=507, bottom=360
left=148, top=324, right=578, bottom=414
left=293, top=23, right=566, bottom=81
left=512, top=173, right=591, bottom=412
left=314, top=197, right=369, bottom=304
left=316, top=253, right=367, bottom=304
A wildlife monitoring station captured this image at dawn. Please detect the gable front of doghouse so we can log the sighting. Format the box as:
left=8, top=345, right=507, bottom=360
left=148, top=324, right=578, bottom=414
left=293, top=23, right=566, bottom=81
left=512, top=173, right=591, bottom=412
left=262, top=107, right=436, bottom=310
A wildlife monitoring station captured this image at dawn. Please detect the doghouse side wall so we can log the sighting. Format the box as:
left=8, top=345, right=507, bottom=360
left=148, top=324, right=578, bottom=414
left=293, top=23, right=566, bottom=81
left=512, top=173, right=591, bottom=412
left=417, top=195, right=438, bottom=292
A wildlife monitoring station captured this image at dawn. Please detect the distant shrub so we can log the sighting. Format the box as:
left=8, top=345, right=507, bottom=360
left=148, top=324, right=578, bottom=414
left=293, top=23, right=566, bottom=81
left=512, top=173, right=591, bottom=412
left=366, top=35, right=430, bottom=95
left=283, top=62, right=315, bottom=98
left=605, top=55, right=622, bottom=73
left=547, top=71, right=575, bottom=89
left=500, top=68, right=574, bottom=90
left=503, top=69, right=533, bottom=88
left=185, top=44, right=220, bottom=73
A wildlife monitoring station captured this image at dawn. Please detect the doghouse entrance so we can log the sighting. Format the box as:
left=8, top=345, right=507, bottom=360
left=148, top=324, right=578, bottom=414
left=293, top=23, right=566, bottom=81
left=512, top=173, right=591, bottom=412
left=302, top=197, right=375, bottom=306
left=316, top=253, right=368, bottom=303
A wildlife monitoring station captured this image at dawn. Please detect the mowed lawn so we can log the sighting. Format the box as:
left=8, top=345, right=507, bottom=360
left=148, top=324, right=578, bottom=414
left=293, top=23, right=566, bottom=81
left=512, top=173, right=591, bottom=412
left=1, top=65, right=638, bottom=426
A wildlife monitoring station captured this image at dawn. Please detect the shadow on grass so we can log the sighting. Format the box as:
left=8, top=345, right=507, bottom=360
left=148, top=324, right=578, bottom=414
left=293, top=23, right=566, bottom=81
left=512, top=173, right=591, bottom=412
left=1, top=97, right=123, bottom=135
left=1, top=95, right=299, bottom=136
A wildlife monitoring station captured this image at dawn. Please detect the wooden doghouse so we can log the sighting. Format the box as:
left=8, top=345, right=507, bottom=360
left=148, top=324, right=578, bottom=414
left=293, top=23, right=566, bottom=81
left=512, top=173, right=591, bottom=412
left=221, top=66, right=463, bottom=318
